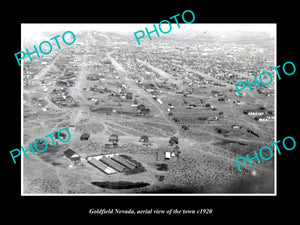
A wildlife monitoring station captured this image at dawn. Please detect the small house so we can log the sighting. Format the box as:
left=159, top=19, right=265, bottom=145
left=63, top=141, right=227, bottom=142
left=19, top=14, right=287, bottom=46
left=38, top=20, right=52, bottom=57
left=54, top=131, right=67, bottom=140
left=80, top=133, right=90, bottom=141
left=126, top=92, right=133, bottom=100
left=141, top=108, right=150, bottom=116
left=231, top=125, right=241, bottom=129
left=109, top=134, right=119, bottom=145
left=216, top=128, right=229, bottom=134
left=169, top=136, right=179, bottom=146
left=165, top=152, right=171, bottom=159
left=64, top=148, right=81, bottom=165
left=182, top=125, right=189, bottom=130
left=139, top=135, right=149, bottom=143
left=34, top=139, right=47, bottom=149
left=109, top=134, right=118, bottom=141
left=173, top=117, right=179, bottom=122
left=68, top=125, right=76, bottom=133
left=137, top=104, right=146, bottom=111
left=104, top=143, right=114, bottom=148
left=156, top=147, right=180, bottom=161
left=218, top=97, right=227, bottom=101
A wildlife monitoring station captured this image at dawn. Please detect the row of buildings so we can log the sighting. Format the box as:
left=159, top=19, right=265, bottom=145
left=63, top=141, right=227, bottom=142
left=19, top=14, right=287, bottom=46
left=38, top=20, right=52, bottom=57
left=63, top=148, right=138, bottom=174
left=244, top=108, right=275, bottom=121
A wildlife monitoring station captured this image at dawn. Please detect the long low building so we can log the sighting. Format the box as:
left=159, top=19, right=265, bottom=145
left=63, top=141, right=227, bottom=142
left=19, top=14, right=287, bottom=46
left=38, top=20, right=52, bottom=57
left=88, top=158, right=117, bottom=175
left=111, top=155, right=137, bottom=170
left=100, top=156, right=126, bottom=172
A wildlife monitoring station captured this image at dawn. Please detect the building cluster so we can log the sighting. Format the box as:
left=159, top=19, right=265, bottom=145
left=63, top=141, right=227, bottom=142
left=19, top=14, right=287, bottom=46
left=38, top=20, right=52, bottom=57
left=86, top=153, right=137, bottom=175
left=23, top=54, right=60, bottom=87
left=63, top=147, right=138, bottom=174
left=49, top=50, right=80, bottom=108
left=23, top=38, right=82, bottom=109
left=244, top=108, right=274, bottom=121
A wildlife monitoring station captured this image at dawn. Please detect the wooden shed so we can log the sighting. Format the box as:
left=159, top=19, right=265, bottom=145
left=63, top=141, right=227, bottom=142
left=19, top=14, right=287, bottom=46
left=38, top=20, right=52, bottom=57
left=169, top=136, right=179, bottom=146
left=80, top=133, right=90, bottom=141
left=139, top=135, right=149, bottom=143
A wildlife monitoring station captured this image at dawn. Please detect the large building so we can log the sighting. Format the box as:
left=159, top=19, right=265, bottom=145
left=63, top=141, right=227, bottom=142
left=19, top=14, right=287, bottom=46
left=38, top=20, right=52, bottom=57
left=87, top=154, right=138, bottom=175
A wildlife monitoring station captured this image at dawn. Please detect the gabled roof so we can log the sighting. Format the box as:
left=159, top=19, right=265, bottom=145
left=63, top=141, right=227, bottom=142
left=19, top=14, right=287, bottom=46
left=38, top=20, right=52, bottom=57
left=169, top=136, right=179, bottom=143
left=88, top=158, right=117, bottom=174
left=137, top=104, right=146, bottom=109
left=64, top=148, right=80, bottom=160
left=109, top=134, right=118, bottom=140
left=100, top=156, right=126, bottom=172
left=81, top=133, right=90, bottom=138
left=54, top=131, right=66, bottom=139
left=111, top=155, right=137, bottom=170
left=140, top=135, right=149, bottom=139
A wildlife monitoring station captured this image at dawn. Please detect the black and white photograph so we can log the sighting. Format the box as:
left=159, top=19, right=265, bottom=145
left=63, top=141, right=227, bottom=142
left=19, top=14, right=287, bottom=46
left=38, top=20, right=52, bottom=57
left=21, top=23, right=276, bottom=195
left=4, top=3, right=299, bottom=221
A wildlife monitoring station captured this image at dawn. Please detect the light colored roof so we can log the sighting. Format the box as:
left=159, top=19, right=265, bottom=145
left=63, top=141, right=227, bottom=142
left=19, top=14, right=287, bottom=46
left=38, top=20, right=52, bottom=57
left=88, top=158, right=117, bottom=174
left=100, top=156, right=126, bottom=172
left=64, top=148, right=80, bottom=160
left=111, top=155, right=137, bottom=170
left=165, top=152, right=171, bottom=159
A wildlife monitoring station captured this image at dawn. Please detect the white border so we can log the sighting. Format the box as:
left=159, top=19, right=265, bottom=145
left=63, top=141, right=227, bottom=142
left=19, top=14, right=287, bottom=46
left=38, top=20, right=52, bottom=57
left=274, top=23, right=277, bottom=196
left=21, top=29, right=24, bottom=196
left=21, top=23, right=277, bottom=196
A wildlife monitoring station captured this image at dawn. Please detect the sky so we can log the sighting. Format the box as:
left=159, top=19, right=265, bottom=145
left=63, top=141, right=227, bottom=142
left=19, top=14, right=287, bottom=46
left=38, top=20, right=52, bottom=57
left=22, top=23, right=276, bottom=41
